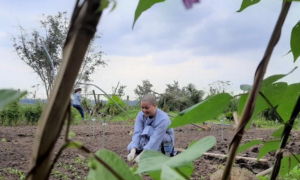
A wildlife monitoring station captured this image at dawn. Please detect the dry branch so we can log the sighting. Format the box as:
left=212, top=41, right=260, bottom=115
left=175, top=148, right=267, bottom=162
left=221, top=2, right=292, bottom=180
left=27, top=0, right=103, bottom=179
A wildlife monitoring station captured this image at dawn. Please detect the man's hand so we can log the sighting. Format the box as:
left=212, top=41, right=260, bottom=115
left=134, top=151, right=143, bottom=163
left=127, top=148, right=136, bottom=161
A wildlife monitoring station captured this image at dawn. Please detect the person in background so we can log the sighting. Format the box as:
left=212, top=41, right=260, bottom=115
left=72, top=88, right=84, bottom=119
left=127, top=94, right=176, bottom=163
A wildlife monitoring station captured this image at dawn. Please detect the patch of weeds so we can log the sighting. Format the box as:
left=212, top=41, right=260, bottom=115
left=0, top=172, right=5, bottom=180
left=62, top=164, right=76, bottom=173
left=51, top=170, right=63, bottom=178
left=3, top=168, right=25, bottom=180
left=51, top=170, right=71, bottom=180
left=74, top=156, right=88, bottom=168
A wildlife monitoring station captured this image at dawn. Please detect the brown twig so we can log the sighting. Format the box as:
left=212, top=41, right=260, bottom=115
left=221, top=2, right=292, bottom=180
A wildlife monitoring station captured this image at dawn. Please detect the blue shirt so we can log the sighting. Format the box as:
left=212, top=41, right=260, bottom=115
left=72, top=93, right=81, bottom=105
left=128, top=108, right=175, bottom=151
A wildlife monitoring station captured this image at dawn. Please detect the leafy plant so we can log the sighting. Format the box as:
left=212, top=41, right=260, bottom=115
left=104, top=95, right=126, bottom=115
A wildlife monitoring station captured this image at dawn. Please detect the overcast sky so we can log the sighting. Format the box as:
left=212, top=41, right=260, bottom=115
left=1, top=0, right=300, bottom=100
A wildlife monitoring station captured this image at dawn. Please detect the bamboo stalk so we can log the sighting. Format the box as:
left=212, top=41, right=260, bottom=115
left=221, top=2, right=291, bottom=180
left=27, top=1, right=103, bottom=179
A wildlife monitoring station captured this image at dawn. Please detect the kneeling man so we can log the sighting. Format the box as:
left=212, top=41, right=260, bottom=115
left=127, top=94, right=176, bottom=163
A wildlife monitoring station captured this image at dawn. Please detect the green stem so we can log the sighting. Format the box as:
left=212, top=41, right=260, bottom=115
left=80, top=145, right=125, bottom=180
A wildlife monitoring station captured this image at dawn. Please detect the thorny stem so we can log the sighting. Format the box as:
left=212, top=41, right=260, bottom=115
left=270, top=95, right=300, bottom=179
left=221, top=2, right=291, bottom=180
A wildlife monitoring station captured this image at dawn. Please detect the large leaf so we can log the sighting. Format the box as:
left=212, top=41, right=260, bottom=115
left=261, top=67, right=297, bottom=87
left=277, top=83, right=300, bottom=122
left=132, top=0, right=165, bottom=28
left=271, top=126, right=285, bottom=138
left=88, top=149, right=142, bottom=180
left=258, top=140, right=281, bottom=160
left=291, top=21, right=300, bottom=62
left=170, top=93, right=232, bottom=128
left=279, top=154, right=300, bottom=177
left=149, top=163, right=193, bottom=180
left=237, top=140, right=262, bottom=154
left=240, top=84, right=252, bottom=92
left=238, top=82, right=287, bottom=128
left=0, top=89, right=26, bottom=112
left=161, top=165, right=185, bottom=180
left=237, top=0, right=260, bottom=12
left=137, top=136, right=216, bottom=173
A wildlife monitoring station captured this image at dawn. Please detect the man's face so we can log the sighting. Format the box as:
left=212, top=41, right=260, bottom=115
left=141, top=101, right=157, bottom=117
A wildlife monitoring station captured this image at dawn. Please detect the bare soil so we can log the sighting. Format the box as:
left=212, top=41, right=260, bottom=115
left=1, top=121, right=299, bottom=180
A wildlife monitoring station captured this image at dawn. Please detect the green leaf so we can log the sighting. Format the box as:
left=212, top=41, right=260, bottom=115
left=110, top=0, right=117, bottom=12
left=237, top=0, right=260, bottom=12
left=161, top=165, right=185, bottom=180
left=261, top=67, right=297, bottom=87
left=68, top=131, right=76, bottom=139
left=277, top=83, right=300, bottom=122
left=68, top=141, right=83, bottom=148
left=238, top=140, right=262, bottom=154
left=0, top=89, right=26, bottom=112
left=132, top=0, right=165, bottom=29
left=279, top=154, right=300, bottom=177
left=291, top=21, right=300, bottom=62
left=98, top=0, right=110, bottom=11
left=271, top=126, right=285, bottom=138
left=1, top=138, right=7, bottom=142
left=238, top=82, right=287, bottom=129
left=240, top=84, right=252, bottom=91
left=88, top=149, right=142, bottom=180
left=137, top=136, right=216, bottom=173
left=170, top=93, right=232, bottom=128
left=148, top=163, right=193, bottom=180
left=258, top=140, right=281, bottom=160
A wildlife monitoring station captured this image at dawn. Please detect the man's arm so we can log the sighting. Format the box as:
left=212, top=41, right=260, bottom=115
left=128, top=113, right=143, bottom=150
left=143, top=119, right=170, bottom=150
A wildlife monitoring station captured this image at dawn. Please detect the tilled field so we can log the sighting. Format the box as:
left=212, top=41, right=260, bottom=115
left=1, top=121, right=299, bottom=180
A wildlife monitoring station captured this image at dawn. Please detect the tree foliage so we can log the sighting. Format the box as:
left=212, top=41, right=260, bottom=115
left=12, top=12, right=106, bottom=97
left=134, top=80, right=154, bottom=100
left=158, top=81, right=204, bottom=111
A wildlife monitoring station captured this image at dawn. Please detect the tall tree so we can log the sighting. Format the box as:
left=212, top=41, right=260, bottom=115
left=12, top=12, right=106, bottom=97
left=134, top=80, right=154, bottom=100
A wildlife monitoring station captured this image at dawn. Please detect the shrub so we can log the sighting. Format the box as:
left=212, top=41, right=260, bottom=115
left=225, top=112, right=234, bottom=121
left=105, top=95, right=126, bottom=115
left=23, top=101, right=43, bottom=125
left=5, top=102, right=21, bottom=125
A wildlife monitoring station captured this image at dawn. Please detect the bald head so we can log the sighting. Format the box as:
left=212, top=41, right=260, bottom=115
left=141, top=94, right=157, bottom=105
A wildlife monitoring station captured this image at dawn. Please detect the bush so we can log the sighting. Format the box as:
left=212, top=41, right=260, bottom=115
left=5, top=102, right=21, bottom=125
left=23, top=101, right=43, bottom=125
left=105, top=95, right=126, bottom=115
left=225, top=112, right=234, bottom=121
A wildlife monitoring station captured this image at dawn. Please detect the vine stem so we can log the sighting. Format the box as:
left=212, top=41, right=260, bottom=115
left=221, top=2, right=291, bottom=180
left=270, top=95, right=300, bottom=179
